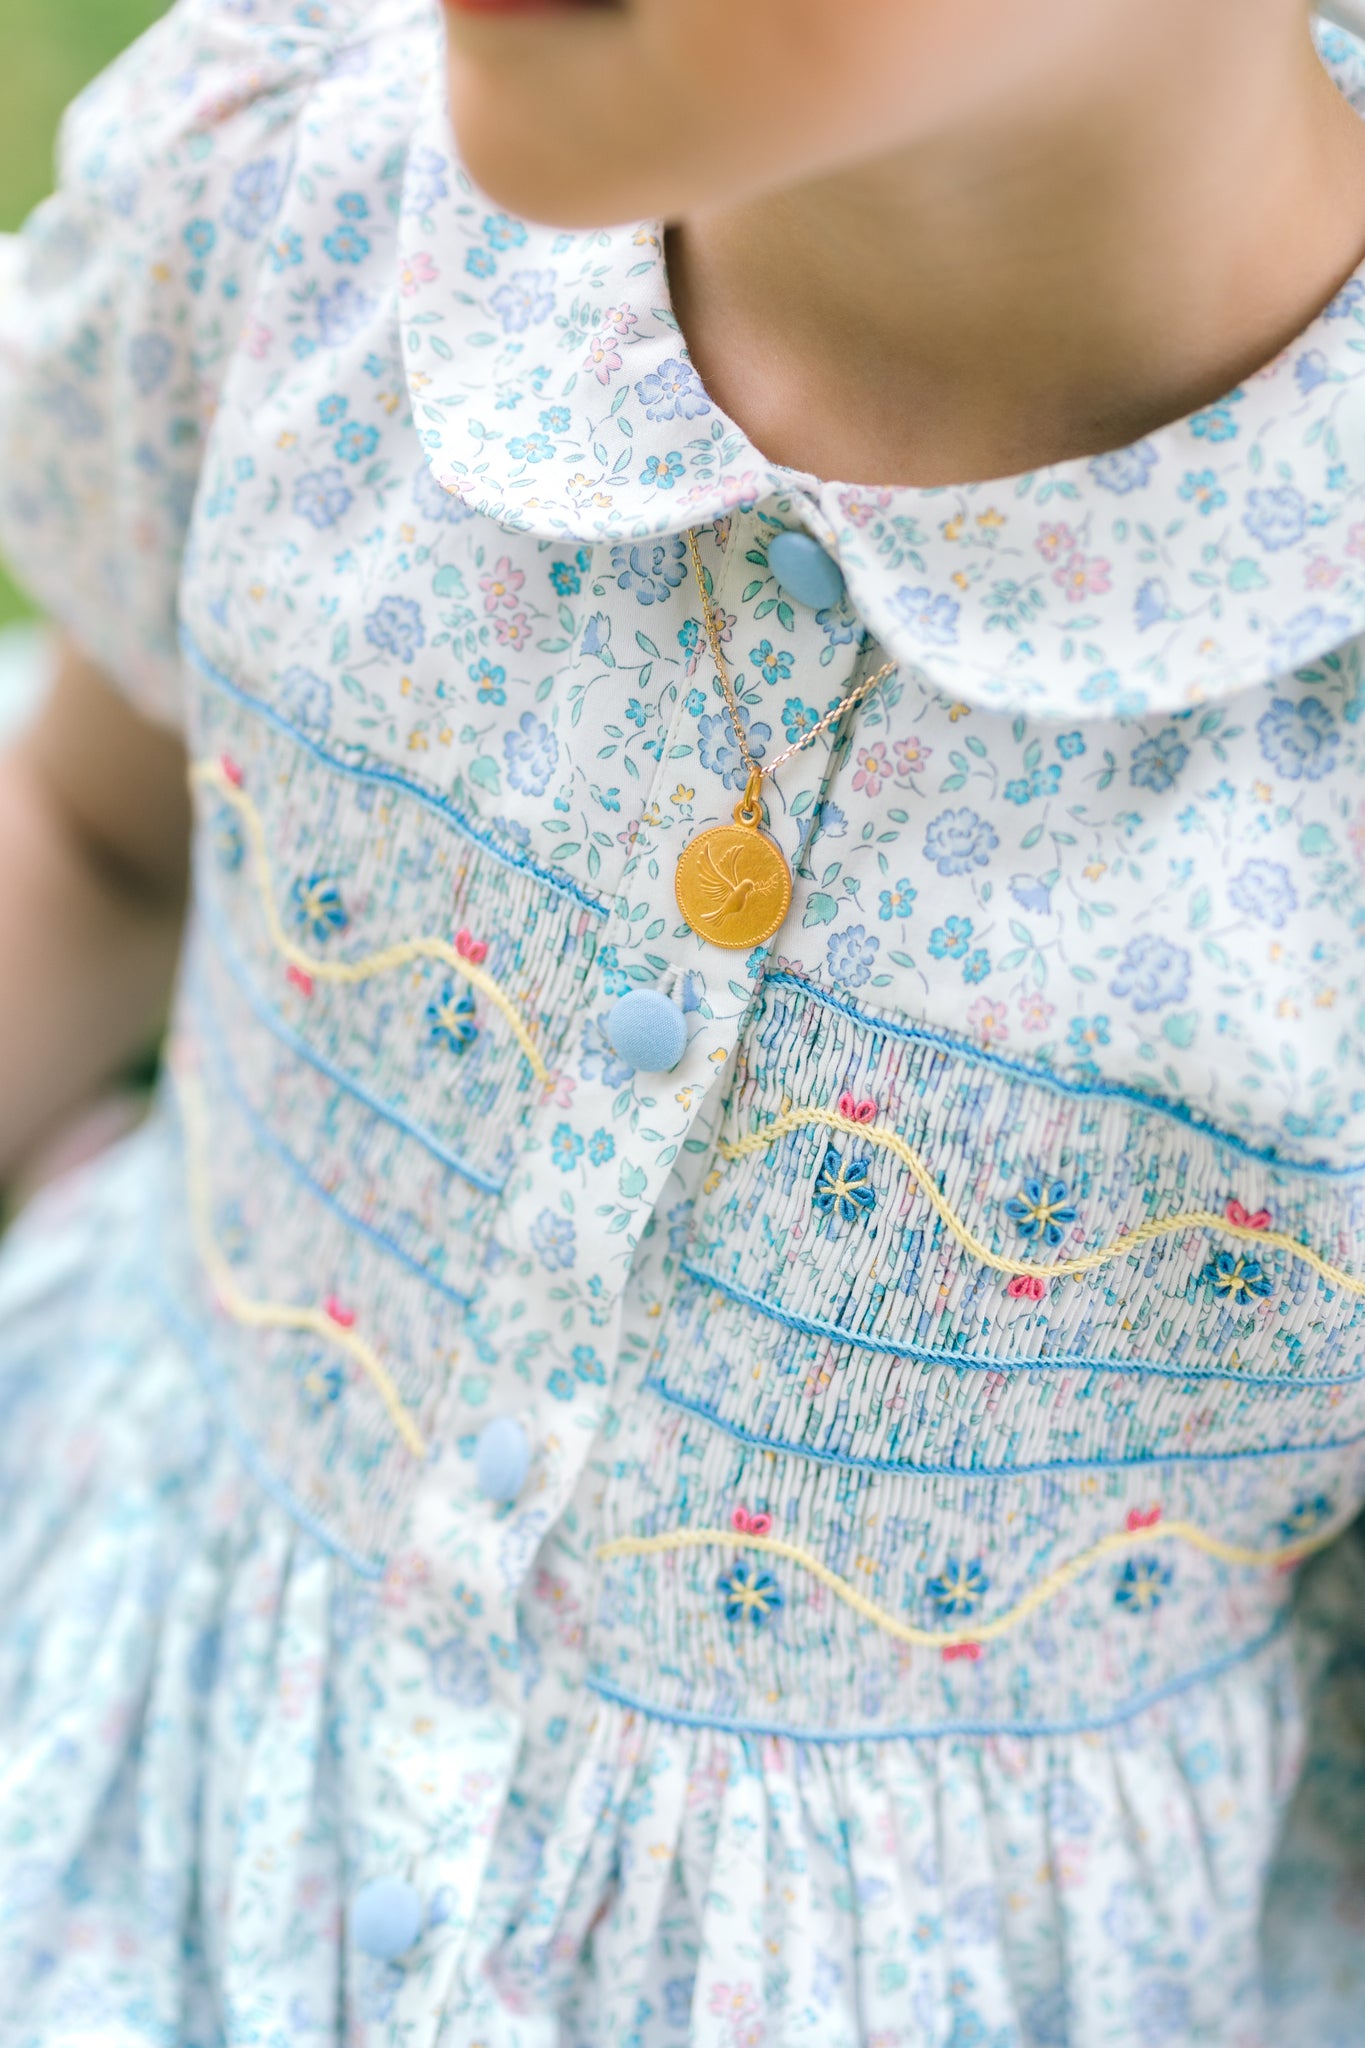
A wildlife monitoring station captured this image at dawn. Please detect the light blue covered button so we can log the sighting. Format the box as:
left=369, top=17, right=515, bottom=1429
left=606, top=989, right=687, bottom=1074
left=767, top=530, right=845, bottom=611
left=475, top=1415, right=530, bottom=1502
left=351, top=1876, right=424, bottom=1960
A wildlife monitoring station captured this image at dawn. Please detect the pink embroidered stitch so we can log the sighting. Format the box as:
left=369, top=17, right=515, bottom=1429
left=1007, top=1275, right=1047, bottom=1301
left=731, top=1507, right=773, bottom=1537
left=324, top=1296, right=356, bottom=1329
left=220, top=753, right=244, bottom=787
left=286, top=964, right=315, bottom=997
left=455, top=926, right=489, bottom=965
left=1126, top=1506, right=1162, bottom=1533
left=837, top=1091, right=878, bottom=1123
left=942, top=1643, right=982, bottom=1663
left=1227, top=1199, right=1272, bottom=1231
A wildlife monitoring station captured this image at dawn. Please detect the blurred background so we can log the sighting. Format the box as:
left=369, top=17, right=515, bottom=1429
left=0, top=0, right=163, bottom=634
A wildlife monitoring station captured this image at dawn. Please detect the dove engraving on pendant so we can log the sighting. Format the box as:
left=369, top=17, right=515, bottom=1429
left=675, top=821, right=792, bottom=949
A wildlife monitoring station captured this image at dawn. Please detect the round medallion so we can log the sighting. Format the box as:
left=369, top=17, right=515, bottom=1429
left=675, top=821, right=793, bottom=949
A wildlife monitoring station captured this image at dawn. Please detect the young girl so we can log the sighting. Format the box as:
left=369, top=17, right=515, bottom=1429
left=2, top=0, right=1364, bottom=2039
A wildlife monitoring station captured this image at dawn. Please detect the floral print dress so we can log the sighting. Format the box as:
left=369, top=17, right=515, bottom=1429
left=1, top=3, right=1365, bottom=2043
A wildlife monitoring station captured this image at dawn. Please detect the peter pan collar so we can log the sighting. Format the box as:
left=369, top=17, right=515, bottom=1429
left=399, top=18, right=1365, bottom=721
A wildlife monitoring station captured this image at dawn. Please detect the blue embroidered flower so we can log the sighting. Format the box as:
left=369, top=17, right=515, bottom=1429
left=1109, top=934, right=1190, bottom=1012
left=923, top=807, right=999, bottom=878
left=489, top=267, right=556, bottom=334
left=926, top=1558, right=989, bottom=1620
left=878, top=879, right=916, bottom=921
left=549, top=1122, right=585, bottom=1172
left=1227, top=858, right=1298, bottom=930
left=1006, top=1178, right=1077, bottom=1249
left=223, top=158, right=283, bottom=239
left=750, top=639, right=793, bottom=684
left=826, top=925, right=878, bottom=988
left=291, top=874, right=348, bottom=944
left=611, top=536, right=689, bottom=605
left=530, top=1209, right=576, bottom=1272
left=891, top=586, right=960, bottom=647
left=1129, top=727, right=1190, bottom=793
left=292, top=468, right=353, bottom=530
left=812, top=1146, right=876, bottom=1224
left=1278, top=1495, right=1334, bottom=1542
left=301, top=1360, right=344, bottom=1414
left=277, top=665, right=332, bottom=739
left=364, top=595, right=425, bottom=663
left=1257, top=694, right=1339, bottom=780
left=1089, top=443, right=1158, bottom=493
left=505, top=712, right=559, bottom=797
left=717, top=1561, right=783, bottom=1626
left=1114, top=1556, right=1172, bottom=1613
left=427, top=984, right=478, bottom=1055
left=1202, top=1251, right=1274, bottom=1303
left=634, top=356, right=711, bottom=423
left=1243, top=484, right=1308, bottom=552
left=929, top=916, right=973, bottom=960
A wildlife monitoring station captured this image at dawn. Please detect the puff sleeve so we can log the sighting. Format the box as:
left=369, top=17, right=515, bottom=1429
left=0, top=0, right=359, bottom=728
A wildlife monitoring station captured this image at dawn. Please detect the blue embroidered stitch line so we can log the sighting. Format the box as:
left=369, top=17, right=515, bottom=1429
left=192, top=964, right=477, bottom=1315
left=763, top=969, right=1365, bottom=1181
left=585, top=1614, right=1289, bottom=1745
left=146, top=1194, right=386, bottom=1582
left=647, top=1372, right=1365, bottom=1476
left=181, top=619, right=608, bottom=918
left=678, top=1259, right=1365, bottom=1386
left=197, top=888, right=507, bottom=1198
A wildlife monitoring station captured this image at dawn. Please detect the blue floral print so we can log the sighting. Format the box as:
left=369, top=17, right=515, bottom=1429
left=923, top=807, right=999, bottom=877
left=489, top=268, right=555, bottom=333
left=611, top=536, right=689, bottom=605
left=365, top=596, right=425, bottom=662
left=825, top=925, right=878, bottom=987
left=427, top=984, right=478, bottom=1055
left=1109, top=935, right=1191, bottom=1012
left=717, top=1561, right=783, bottom=1626
left=634, top=356, right=711, bottom=423
left=277, top=665, right=332, bottom=739
left=1129, top=728, right=1190, bottom=791
left=1090, top=443, right=1158, bottom=493
left=504, top=713, right=559, bottom=796
left=1257, top=695, right=1340, bottom=779
left=293, top=468, right=352, bottom=529
left=1228, top=859, right=1298, bottom=929
left=289, top=874, right=348, bottom=944
left=223, top=158, right=282, bottom=239
left=1244, top=485, right=1309, bottom=551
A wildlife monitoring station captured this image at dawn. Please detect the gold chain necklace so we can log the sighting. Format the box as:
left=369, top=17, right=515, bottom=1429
left=674, top=529, right=897, bottom=949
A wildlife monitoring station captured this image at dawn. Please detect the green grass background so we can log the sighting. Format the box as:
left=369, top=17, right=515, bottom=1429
left=0, top=0, right=166, bottom=625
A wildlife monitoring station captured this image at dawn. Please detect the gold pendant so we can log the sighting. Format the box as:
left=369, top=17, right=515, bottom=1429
left=675, top=770, right=792, bottom=949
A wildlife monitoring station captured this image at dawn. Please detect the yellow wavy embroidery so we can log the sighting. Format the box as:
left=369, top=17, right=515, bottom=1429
left=598, top=1514, right=1347, bottom=1650
left=195, top=759, right=552, bottom=1086
left=174, top=1060, right=427, bottom=1459
left=719, top=1104, right=1365, bottom=1297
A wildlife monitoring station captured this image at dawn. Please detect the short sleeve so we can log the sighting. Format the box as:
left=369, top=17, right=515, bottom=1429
left=0, top=0, right=359, bottom=728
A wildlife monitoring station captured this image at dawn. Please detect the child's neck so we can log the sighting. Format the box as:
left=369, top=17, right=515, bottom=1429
left=668, top=10, right=1365, bottom=487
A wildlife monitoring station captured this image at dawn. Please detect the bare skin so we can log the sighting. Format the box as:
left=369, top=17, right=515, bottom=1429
left=0, top=642, right=189, bottom=1182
